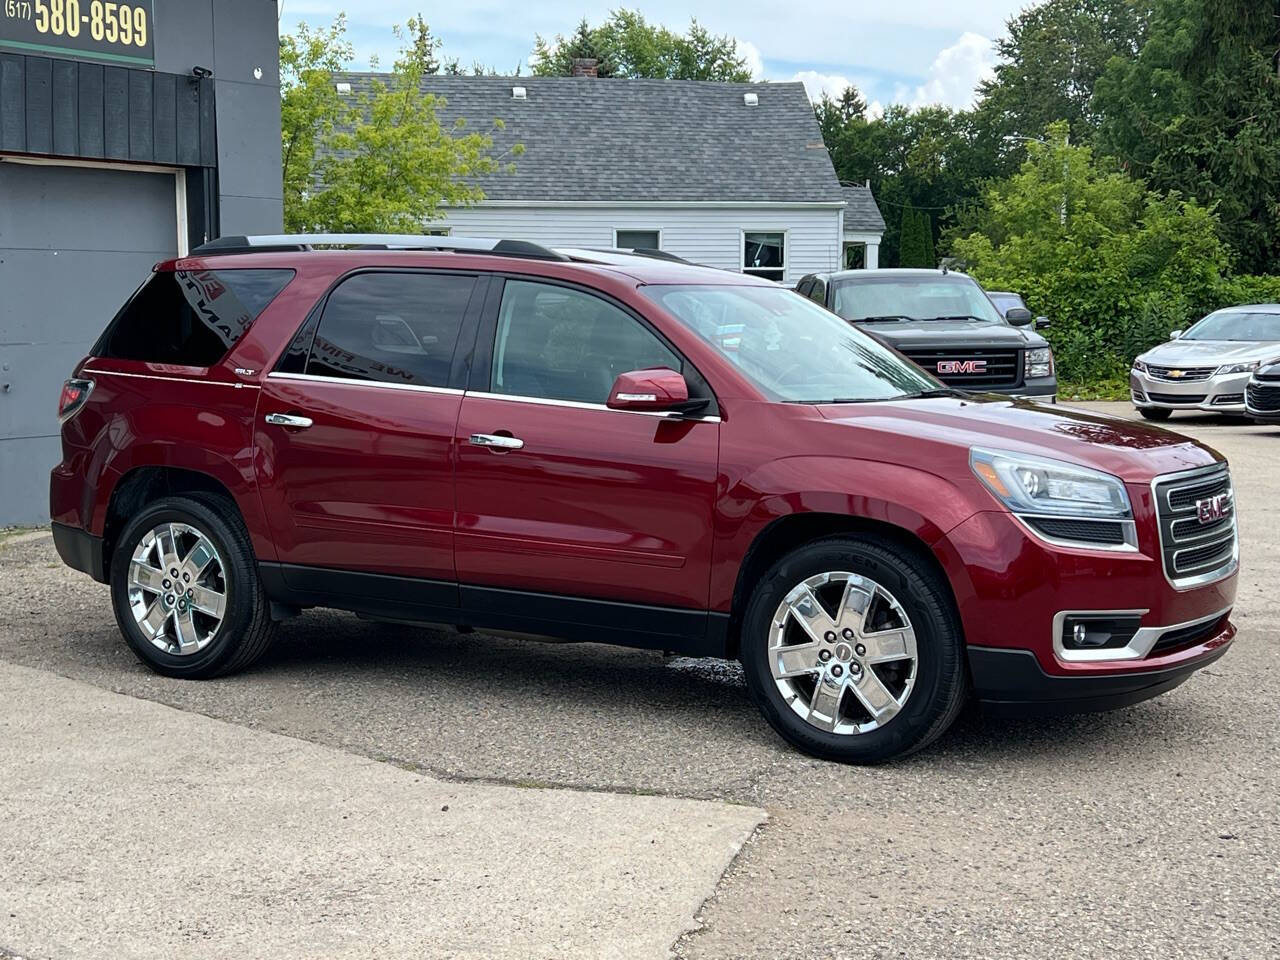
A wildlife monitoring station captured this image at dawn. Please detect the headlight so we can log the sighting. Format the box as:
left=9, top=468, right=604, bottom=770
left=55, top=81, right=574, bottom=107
left=970, top=448, right=1133, bottom=519
left=1217, top=361, right=1259, bottom=376
left=1132, top=359, right=1148, bottom=373
left=1025, top=347, right=1054, bottom=380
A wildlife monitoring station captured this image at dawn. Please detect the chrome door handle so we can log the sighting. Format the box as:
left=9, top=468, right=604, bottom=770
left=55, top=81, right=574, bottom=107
left=264, top=413, right=313, bottom=429
left=470, top=433, right=524, bottom=450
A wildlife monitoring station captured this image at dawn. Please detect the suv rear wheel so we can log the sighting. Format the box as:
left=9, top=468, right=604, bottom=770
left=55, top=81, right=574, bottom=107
left=110, top=494, right=277, bottom=678
left=741, top=536, right=967, bottom=763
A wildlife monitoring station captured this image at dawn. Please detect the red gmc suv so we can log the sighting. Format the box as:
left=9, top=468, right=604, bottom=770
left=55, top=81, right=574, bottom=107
left=50, top=235, right=1239, bottom=763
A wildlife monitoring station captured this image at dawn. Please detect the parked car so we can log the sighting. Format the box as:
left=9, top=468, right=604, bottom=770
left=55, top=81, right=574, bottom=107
left=52, top=235, right=1237, bottom=764
left=1131, top=305, right=1280, bottom=420
left=1245, top=362, right=1280, bottom=422
left=987, top=290, right=1050, bottom=330
left=796, top=269, right=1057, bottom=401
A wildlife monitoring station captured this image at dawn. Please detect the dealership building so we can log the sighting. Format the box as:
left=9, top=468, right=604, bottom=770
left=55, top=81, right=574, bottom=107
left=0, top=0, right=282, bottom=524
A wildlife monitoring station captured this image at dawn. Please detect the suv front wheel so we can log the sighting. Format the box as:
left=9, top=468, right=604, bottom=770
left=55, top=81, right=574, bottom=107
left=741, top=536, right=967, bottom=763
left=110, top=494, right=277, bottom=678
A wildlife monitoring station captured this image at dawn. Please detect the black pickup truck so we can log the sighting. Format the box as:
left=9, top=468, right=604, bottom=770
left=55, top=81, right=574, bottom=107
left=795, top=269, right=1057, bottom=400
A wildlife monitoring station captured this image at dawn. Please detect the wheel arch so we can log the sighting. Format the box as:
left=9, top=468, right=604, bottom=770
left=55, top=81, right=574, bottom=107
left=102, top=466, right=245, bottom=580
left=724, top=512, right=963, bottom=659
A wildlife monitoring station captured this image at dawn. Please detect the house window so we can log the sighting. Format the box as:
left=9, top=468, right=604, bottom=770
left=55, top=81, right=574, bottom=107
left=615, top=229, right=661, bottom=251
left=743, top=232, right=785, bottom=282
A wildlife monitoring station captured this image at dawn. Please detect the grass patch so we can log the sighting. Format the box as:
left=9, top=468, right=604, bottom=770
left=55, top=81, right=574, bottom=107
left=1058, top=378, right=1129, bottom=402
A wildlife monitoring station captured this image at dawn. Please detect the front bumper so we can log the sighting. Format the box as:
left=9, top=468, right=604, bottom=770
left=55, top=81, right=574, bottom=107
left=969, top=632, right=1232, bottom=716
left=935, top=507, right=1237, bottom=713
left=1130, top=368, right=1251, bottom=413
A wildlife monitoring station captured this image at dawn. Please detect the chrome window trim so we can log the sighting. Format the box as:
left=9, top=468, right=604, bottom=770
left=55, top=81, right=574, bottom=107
left=1012, top=513, right=1140, bottom=553
left=266, top=371, right=464, bottom=396
left=80, top=368, right=259, bottom=390
left=1051, top=604, right=1232, bottom=663
left=465, top=390, right=722, bottom=422
left=1151, top=463, right=1239, bottom=590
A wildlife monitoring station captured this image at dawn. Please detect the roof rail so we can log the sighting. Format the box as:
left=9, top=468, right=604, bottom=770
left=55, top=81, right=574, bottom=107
left=190, top=234, right=570, bottom=262
left=557, top=247, right=694, bottom=266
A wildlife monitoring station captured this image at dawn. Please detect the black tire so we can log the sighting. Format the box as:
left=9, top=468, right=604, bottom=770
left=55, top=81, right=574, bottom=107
left=740, top=535, right=967, bottom=764
left=109, top=493, right=277, bottom=678
left=1138, top=407, right=1172, bottom=421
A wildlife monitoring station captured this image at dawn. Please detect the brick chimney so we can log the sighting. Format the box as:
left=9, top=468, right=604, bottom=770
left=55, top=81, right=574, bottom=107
left=571, top=58, right=599, bottom=78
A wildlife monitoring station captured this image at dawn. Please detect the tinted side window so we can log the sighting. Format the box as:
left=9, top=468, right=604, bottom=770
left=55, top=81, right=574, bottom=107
left=96, top=269, right=294, bottom=366
left=304, top=272, right=476, bottom=388
left=491, top=280, right=681, bottom=405
left=807, top=277, right=826, bottom=305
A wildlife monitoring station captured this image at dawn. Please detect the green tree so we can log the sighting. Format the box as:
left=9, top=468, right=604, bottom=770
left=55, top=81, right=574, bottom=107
left=972, top=0, right=1149, bottom=156
left=919, top=210, right=936, bottom=268
left=1093, top=0, right=1280, bottom=272
left=531, top=10, right=752, bottom=81
left=281, top=15, right=520, bottom=232
left=949, top=123, right=1232, bottom=380
left=898, top=204, right=926, bottom=267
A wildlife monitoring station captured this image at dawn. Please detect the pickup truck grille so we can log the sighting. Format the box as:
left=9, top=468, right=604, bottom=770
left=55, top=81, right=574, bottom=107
left=900, top=348, right=1021, bottom=389
left=1152, top=464, right=1237, bottom=586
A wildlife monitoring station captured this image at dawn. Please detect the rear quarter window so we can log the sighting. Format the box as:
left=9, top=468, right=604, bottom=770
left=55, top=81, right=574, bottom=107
left=95, top=269, right=295, bottom=366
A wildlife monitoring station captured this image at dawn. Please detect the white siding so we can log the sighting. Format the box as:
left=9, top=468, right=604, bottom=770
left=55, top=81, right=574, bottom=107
left=434, top=205, right=844, bottom=285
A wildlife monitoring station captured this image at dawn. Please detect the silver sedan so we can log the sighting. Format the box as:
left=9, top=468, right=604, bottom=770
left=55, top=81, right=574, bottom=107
left=1131, top=304, right=1280, bottom=420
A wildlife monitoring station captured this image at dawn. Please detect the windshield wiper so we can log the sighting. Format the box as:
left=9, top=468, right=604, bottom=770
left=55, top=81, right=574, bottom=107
left=910, top=387, right=964, bottom=399
left=854, top=315, right=915, bottom=323
left=921, top=315, right=988, bottom=322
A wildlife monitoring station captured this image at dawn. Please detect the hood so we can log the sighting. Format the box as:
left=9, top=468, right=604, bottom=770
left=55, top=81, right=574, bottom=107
left=816, top=395, right=1220, bottom=483
left=1139, top=339, right=1280, bottom=365
left=857, top=320, right=1047, bottom=349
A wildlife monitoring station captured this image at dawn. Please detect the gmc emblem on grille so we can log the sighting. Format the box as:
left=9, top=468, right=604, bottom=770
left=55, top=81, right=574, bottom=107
left=937, top=359, right=987, bottom=375
left=1196, top=493, right=1230, bottom=524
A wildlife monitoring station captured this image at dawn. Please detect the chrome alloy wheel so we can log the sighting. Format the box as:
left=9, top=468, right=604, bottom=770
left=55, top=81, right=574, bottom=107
left=126, top=522, right=227, bottom=656
left=768, top=571, right=918, bottom=735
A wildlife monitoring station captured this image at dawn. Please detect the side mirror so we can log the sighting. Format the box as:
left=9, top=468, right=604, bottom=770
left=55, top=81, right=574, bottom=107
left=1169, top=329, right=1183, bottom=340
left=1005, top=307, right=1034, bottom=326
left=607, top=368, right=709, bottom=415
left=1035, top=316, right=1051, bottom=330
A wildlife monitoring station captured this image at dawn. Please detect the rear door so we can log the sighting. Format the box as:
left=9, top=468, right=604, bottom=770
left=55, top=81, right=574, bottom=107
left=452, top=277, right=721, bottom=641
left=255, top=270, right=482, bottom=598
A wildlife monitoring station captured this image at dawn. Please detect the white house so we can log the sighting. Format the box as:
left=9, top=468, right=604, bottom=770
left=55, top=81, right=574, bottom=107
left=333, top=74, right=885, bottom=282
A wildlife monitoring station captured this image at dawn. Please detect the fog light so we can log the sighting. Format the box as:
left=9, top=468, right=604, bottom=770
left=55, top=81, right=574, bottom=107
left=1061, top=615, right=1142, bottom=651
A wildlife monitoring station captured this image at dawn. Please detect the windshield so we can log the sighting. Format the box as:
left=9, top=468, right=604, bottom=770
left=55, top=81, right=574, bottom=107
left=641, top=284, right=942, bottom=403
left=1182, top=310, right=1280, bottom=342
left=830, top=275, right=1006, bottom=324
left=987, top=292, right=1025, bottom=316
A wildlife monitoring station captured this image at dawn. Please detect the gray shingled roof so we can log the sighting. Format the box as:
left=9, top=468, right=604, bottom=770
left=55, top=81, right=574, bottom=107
left=331, top=74, right=844, bottom=204
left=842, top=184, right=886, bottom=233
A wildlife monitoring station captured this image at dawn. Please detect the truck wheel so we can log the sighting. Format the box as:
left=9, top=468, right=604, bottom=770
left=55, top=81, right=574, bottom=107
left=1138, top=407, right=1172, bottom=421
left=740, top=536, right=967, bottom=764
left=109, top=493, right=277, bottom=678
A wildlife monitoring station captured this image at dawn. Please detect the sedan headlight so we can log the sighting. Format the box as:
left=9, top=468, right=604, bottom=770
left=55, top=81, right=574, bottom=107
left=1025, top=347, right=1054, bottom=380
left=970, top=448, right=1133, bottom=519
left=1217, top=361, right=1259, bottom=376
left=1132, top=359, right=1148, bottom=373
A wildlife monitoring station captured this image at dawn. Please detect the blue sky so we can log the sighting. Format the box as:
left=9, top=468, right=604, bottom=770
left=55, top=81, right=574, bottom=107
left=277, top=1, right=1030, bottom=112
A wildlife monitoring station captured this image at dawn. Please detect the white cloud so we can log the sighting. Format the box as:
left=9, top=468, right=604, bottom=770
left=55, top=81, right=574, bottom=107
left=737, top=39, right=766, bottom=81
left=908, top=31, right=996, bottom=109
left=791, top=70, right=853, bottom=103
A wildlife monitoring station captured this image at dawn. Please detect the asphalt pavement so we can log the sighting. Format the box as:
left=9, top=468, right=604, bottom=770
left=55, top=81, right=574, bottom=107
left=1, top=402, right=1276, bottom=958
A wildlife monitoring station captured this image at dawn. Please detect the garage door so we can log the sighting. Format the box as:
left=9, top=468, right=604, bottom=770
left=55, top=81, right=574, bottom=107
left=0, top=160, right=179, bottom=525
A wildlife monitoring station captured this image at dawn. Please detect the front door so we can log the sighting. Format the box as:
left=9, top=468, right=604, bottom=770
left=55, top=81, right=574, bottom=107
left=453, top=278, right=720, bottom=643
left=255, top=270, right=482, bottom=600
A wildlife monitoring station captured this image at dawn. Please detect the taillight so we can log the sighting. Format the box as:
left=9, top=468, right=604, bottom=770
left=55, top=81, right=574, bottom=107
left=58, top=378, right=94, bottom=423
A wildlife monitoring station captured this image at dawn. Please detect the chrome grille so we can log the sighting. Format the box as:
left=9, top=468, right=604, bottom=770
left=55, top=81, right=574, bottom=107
left=1146, top=364, right=1216, bottom=382
left=1152, top=463, right=1237, bottom=587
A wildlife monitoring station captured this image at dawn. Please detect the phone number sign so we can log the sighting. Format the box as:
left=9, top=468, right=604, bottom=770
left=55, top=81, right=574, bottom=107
left=1, top=0, right=154, bottom=67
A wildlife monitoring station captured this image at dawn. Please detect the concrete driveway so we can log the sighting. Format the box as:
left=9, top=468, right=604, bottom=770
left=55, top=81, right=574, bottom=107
left=1, top=402, right=1276, bottom=958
